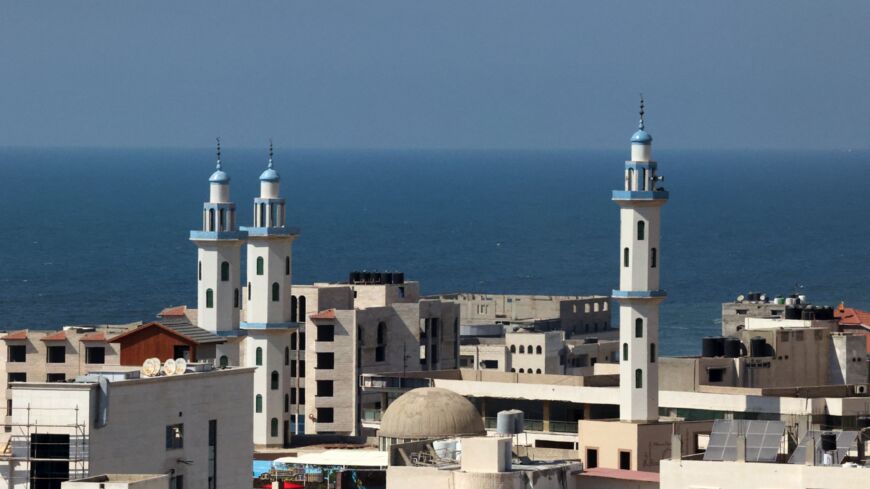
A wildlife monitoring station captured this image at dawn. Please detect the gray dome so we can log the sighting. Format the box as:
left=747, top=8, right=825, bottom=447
left=379, top=387, right=485, bottom=439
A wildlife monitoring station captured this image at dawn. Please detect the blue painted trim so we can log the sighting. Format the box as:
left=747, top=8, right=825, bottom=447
left=189, top=230, right=248, bottom=240
left=214, top=329, right=247, bottom=338
left=253, top=198, right=285, bottom=205
left=242, top=227, right=300, bottom=237
left=612, top=190, right=669, bottom=201
left=612, top=289, right=667, bottom=299
left=202, top=203, right=236, bottom=210
left=241, top=321, right=300, bottom=330
left=624, top=161, right=657, bottom=170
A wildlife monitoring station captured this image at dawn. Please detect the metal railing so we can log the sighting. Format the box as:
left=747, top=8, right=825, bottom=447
left=482, top=417, right=576, bottom=434
left=362, top=409, right=383, bottom=422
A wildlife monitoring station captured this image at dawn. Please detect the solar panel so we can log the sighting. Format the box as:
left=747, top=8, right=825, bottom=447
left=787, top=431, right=860, bottom=465
left=703, top=420, right=785, bottom=462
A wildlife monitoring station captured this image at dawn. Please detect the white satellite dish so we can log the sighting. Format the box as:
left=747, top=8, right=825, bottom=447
left=141, top=359, right=157, bottom=377
left=148, top=358, right=161, bottom=375
left=162, top=358, right=177, bottom=376
left=174, top=358, right=187, bottom=375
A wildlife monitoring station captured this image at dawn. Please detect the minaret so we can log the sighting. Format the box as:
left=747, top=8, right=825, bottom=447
left=241, top=141, right=299, bottom=328
left=190, top=138, right=246, bottom=334
left=612, top=97, right=667, bottom=422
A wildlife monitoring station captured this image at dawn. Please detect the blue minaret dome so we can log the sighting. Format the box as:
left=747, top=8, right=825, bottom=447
left=259, top=140, right=280, bottom=182
left=630, top=95, right=653, bottom=145
left=209, top=137, right=230, bottom=183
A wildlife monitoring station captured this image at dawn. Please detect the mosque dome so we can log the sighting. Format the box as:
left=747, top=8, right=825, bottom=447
left=379, top=387, right=485, bottom=439
left=631, top=129, right=652, bottom=145
left=209, top=169, right=230, bottom=184
left=259, top=167, right=280, bottom=182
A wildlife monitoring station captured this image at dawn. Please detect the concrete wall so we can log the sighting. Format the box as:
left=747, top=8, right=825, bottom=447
left=660, top=458, right=870, bottom=489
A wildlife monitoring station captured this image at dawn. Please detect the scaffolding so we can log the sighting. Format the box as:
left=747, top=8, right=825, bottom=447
left=0, top=405, right=89, bottom=489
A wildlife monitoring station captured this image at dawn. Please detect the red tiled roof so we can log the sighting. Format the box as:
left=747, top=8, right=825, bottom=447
left=836, top=306, right=870, bottom=328
left=309, top=309, right=336, bottom=320
left=579, top=467, right=660, bottom=483
left=1, top=330, right=28, bottom=341
left=80, top=332, right=107, bottom=342
left=158, top=305, right=187, bottom=317
left=108, top=321, right=196, bottom=344
left=40, top=331, right=67, bottom=341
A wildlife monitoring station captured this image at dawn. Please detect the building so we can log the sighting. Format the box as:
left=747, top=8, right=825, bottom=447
left=0, top=366, right=254, bottom=489
left=720, top=292, right=828, bottom=336
left=107, top=320, right=226, bottom=366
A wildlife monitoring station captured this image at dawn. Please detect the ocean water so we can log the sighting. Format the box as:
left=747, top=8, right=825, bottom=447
left=0, top=147, right=868, bottom=355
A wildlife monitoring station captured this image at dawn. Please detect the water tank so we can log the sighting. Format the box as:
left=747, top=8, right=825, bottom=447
left=394, top=272, right=405, bottom=284
left=774, top=296, right=785, bottom=305
left=350, top=271, right=362, bottom=283
left=361, top=271, right=372, bottom=283
left=820, top=431, right=837, bottom=452
left=785, top=307, right=802, bottom=320
left=702, top=337, right=718, bottom=357
left=749, top=337, right=768, bottom=357
left=723, top=337, right=742, bottom=358
left=496, top=410, right=524, bottom=435
left=856, top=416, right=870, bottom=429
left=379, top=272, right=391, bottom=285
left=802, top=307, right=816, bottom=320
left=798, top=294, right=808, bottom=305
left=785, top=297, right=796, bottom=306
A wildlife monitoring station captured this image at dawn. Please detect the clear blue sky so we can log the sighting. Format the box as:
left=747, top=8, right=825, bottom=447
left=1, top=1, right=868, bottom=150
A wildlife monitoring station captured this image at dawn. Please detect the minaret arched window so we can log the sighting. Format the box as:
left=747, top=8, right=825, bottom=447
left=205, top=289, right=214, bottom=308
left=650, top=343, right=656, bottom=363
left=234, top=289, right=239, bottom=308
left=255, top=347, right=263, bottom=366
left=219, top=208, right=226, bottom=231
left=622, top=343, right=628, bottom=361
left=221, top=261, right=230, bottom=281
left=270, top=418, right=278, bottom=437
left=255, top=394, right=263, bottom=413
left=623, top=248, right=630, bottom=267
left=272, top=283, right=280, bottom=302
left=635, top=318, right=643, bottom=338
left=637, top=221, right=645, bottom=240
left=635, top=369, right=643, bottom=389
left=247, top=282, right=252, bottom=301
left=284, top=347, right=290, bottom=366
left=256, top=257, right=264, bottom=275
left=208, top=209, right=215, bottom=231
left=271, top=371, right=279, bottom=390
left=285, top=257, right=290, bottom=276
left=198, top=262, right=202, bottom=281
left=651, top=248, right=657, bottom=268
left=259, top=204, right=266, bottom=228
left=291, top=296, right=298, bottom=322
left=298, top=296, right=306, bottom=319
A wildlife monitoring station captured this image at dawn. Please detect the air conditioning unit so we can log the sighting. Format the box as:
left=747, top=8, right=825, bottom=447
left=855, top=385, right=868, bottom=395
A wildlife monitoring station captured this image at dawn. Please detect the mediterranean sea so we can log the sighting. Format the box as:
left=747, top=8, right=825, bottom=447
left=1, top=147, right=868, bottom=356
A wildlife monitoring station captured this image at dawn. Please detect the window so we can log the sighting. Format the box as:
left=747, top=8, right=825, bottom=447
left=650, top=343, right=656, bottom=363
left=635, top=318, right=643, bottom=338
left=206, top=289, right=214, bottom=308
left=527, top=344, right=533, bottom=354
left=299, top=388, right=305, bottom=404
left=460, top=356, right=474, bottom=367
left=299, top=333, right=305, bottom=350
left=86, top=346, right=105, bottom=364
left=510, top=345, right=516, bottom=353
left=536, top=346, right=542, bottom=354
left=317, top=324, right=334, bottom=342
left=707, top=367, right=725, bottom=383
left=284, top=347, right=290, bottom=366
left=377, top=322, right=387, bottom=344
left=316, top=380, right=334, bottom=397
left=171, top=475, right=184, bottom=489
left=375, top=345, right=385, bottom=362
left=290, top=360, right=297, bottom=377
left=271, top=371, right=279, bottom=390
left=299, top=360, right=305, bottom=376
left=248, top=282, right=251, bottom=301
left=431, top=344, right=438, bottom=364
left=272, top=282, right=280, bottom=302
left=174, top=345, right=190, bottom=360
left=198, top=261, right=202, bottom=281
left=637, top=221, right=645, bottom=240
left=586, top=449, right=598, bottom=469
left=255, top=395, right=263, bottom=413
left=284, top=394, right=289, bottom=413
left=535, top=368, right=541, bottom=374
left=622, top=343, right=628, bottom=361
left=285, top=257, right=290, bottom=276
left=298, top=296, right=307, bottom=319
left=234, top=288, right=239, bottom=308
left=47, top=346, right=65, bottom=363
left=317, top=408, right=334, bottom=423
left=8, top=373, right=26, bottom=383
left=635, top=369, right=643, bottom=389
left=219, top=355, right=229, bottom=368
left=220, top=261, right=229, bottom=281
left=291, top=296, right=298, bottom=322
left=480, top=360, right=499, bottom=369
left=651, top=248, right=657, bottom=268
left=256, top=257, right=264, bottom=275
left=290, top=389, right=297, bottom=404
left=519, top=368, right=525, bottom=373
left=208, top=208, right=215, bottom=231
left=46, top=373, right=65, bottom=383
left=623, top=248, right=630, bottom=267
left=166, top=424, right=184, bottom=449
left=316, top=352, right=334, bottom=370
left=271, top=418, right=279, bottom=437
left=619, top=450, right=631, bottom=470
left=290, top=333, right=298, bottom=351
left=208, top=420, right=217, bottom=489
left=255, top=347, right=263, bottom=366
left=519, top=345, right=525, bottom=354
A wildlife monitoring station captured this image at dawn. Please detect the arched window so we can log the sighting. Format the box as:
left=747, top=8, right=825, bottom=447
left=219, top=208, right=226, bottom=231
left=510, top=368, right=516, bottom=373
left=271, top=371, right=279, bottom=390
left=635, top=369, right=643, bottom=389
left=284, top=347, right=290, bottom=366
left=270, top=417, right=278, bottom=437
left=247, top=282, right=251, bottom=301
left=651, top=248, right=657, bottom=268
left=285, top=257, right=290, bottom=276
left=256, top=257, right=264, bottom=275
left=220, top=261, right=230, bottom=281
left=284, top=394, right=289, bottom=413
left=234, top=289, right=239, bottom=308
left=650, top=343, right=656, bottom=363
left=298, top=296, right=306, bottom=319
left=637, top=221, right=645, bottom=241
left=622, top=343, right=628, bottom=361
left=205, top=289, right=214, bottom=308
left=527, top=345, right=533, bottom=354
left=259, top=204, right=266, bottom=227
left=255, top=394, right=263, bottom=413
left=536, top=346, right=542, bottom=354
left=510, top=345, right=516, bottom=353
left=623, top=248, right=630, bottom=267
left=519, top=368, right=525, bottom=373
left=272, top=282, right=280, bottom=302
left=291, top=296, right=298, bottom=322
left=208, top=208, right=215, bottom=231
left=219, top=355, right=229, bottom=368
left=519, top=345, right=525, bottom=354
left=255, top=347, right=263, bottom=366
left=198, top=261, right=202, bottom=281
left=635, top=318, right=643, bottom=338
left=536, top=368, right=541, bottom=374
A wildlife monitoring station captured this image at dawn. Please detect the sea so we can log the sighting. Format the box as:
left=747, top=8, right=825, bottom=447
left=0, top=147, right=868, bottom=356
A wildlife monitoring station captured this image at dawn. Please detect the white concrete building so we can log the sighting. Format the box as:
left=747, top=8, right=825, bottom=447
left=613, top=98, right=666, bottom=422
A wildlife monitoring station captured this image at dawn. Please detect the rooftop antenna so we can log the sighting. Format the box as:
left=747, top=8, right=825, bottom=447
left=638, top=94, right=645, bottom=130
left=215, top=137, right=222, bottom=170
left=268, top=138, right=274, bottom=169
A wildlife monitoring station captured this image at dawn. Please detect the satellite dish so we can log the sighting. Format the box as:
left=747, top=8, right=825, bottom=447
left=148, top=358, right=161, bottom=375
left=141, top=359, right=156, bottom=377
left=162, top=358, right=177, bottom=376
left=736, top=294, right=745, bottom=302
left=174, top=358, right=187, bottom=375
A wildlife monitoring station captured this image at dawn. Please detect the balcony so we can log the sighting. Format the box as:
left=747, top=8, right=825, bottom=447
left=362, top=409, right=383, bottom=422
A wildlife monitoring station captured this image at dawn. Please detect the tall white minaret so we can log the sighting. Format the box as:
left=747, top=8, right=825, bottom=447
left=190, top=138, right=245, bottom=333
left=241, top=141, right=299, bottom=328
left=613, top=97, right=667, bottom=422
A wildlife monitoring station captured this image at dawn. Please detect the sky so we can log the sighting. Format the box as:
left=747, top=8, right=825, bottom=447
left=1, top=1, right=869, bottom=150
